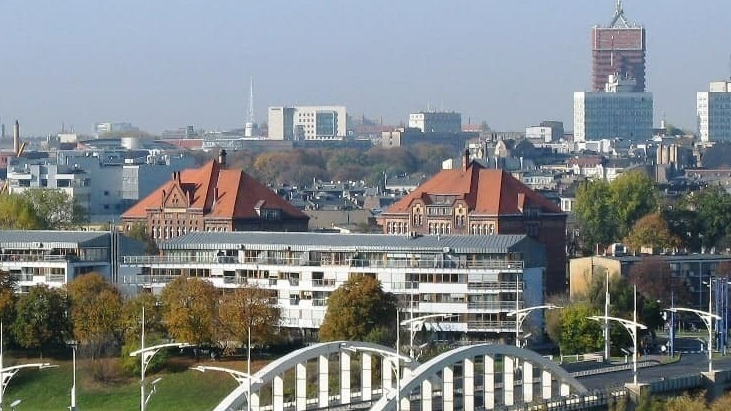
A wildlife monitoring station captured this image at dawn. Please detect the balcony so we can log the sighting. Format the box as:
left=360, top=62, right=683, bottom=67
left=123, top=255, right=524, bottom=271
left=467, top=301, right=523, bottom=311
left=467, top=320, right=516, bottom=331
left=467, top=281, right=523, bottom=291
left=45, top=274, right=66, bottom=283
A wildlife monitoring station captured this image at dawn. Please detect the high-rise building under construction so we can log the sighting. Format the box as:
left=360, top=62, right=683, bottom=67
left=591, top=1, right=646, bottom=92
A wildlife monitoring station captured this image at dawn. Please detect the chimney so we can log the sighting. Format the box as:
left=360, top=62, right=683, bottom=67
left=13, top=120, right=19, bottom=156
left=218, top=149, right=227, bottom=168
left=462, top=149, right=470, bottom=171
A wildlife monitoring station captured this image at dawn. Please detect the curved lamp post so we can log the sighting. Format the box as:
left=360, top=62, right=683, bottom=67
left=507, top=305, right=562, bottom=348
left=191, top=365, right=263, bottom=410
left=668, top=307, right=720, bottom=373
left=400, top=314, right=457, bottom=359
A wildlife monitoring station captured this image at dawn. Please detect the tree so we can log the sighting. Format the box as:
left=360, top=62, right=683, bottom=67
left=21, top=189, right=87, bottom=229
left=556, top=302, right=603, bottom=354
left=219, top=286, right=280, bottom=354
left=610, top=170, right=658, bottom=238
left=66, top=273, right=122, bottom=359
left=0, top=270, right=17, bottom=324
left=160, top=276, right=219, bottom=348
left=0, top=194, right=45, bottom=229
left=125, top=222, right=159, bottom=255
left=623, top=213, right=680, bottom=253
left=319, top=276, right=397, bottom=344
left=574, top=179, right=617, bottom=252
left=628, top=257, right=690, bottom=305
left=11, top=285, right=69, bottom=356
left=119, top=293, right=167, bottom=374
left=688, top=186, right=731, bottom=249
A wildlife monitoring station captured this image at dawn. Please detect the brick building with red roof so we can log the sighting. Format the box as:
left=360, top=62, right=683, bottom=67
left=121, top=150, right=309, bottom=241
left=378, top=152, right=567, bottom=294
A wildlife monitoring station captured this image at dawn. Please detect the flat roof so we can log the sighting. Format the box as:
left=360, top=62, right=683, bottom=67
left=0, top=230, right=110, bottom=249
left=161, top=232, right=535, bottom=254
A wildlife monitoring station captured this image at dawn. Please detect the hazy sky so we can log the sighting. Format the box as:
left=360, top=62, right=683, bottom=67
left=2, top=0, right=729, bottom=136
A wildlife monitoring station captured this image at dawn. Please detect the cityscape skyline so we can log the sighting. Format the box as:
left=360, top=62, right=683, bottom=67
left=2, top=0, right=730, bottom=136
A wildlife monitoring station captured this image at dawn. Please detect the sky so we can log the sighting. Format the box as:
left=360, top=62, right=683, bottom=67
left=1, top=0, right=730, bottom=136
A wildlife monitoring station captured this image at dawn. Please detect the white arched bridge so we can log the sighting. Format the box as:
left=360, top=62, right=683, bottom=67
left=213, top=341, right=589, bottom=411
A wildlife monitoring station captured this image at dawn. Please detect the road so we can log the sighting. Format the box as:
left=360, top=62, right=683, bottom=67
left=577, top=353, right=731, bottom=389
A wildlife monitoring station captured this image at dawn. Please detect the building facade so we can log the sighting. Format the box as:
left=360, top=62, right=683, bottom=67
left=6, top=162, right=92, bottom=212
left=408, top=111, right=462, bottom=133
left=697, top=81, right=731, bottom=143
left=377, top=153, right=567, bottom=295
left=574, top=75, right=653, bottom=142
left=591, top=2, right=646, bottom=92
left=268, top=106, right=347, bottom=141
left=0, top=230, right=140, bottom=291
left=120, top=153, right=309, bottom=242
left=123, top=231, right=546, bottom=343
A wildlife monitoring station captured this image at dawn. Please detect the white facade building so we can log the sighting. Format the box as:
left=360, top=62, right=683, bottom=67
left=573, top=75, right=653, bottom=143
left=698, top=80, right=731, bottom=143
left=0, top=230, right=141, bottom=292
left=6, top=162, right=92, bottom=211
left=268, top=106, right=347, bottom=140
left=525, top=126, right=553, bottom=143
left=123, top=231, right=547, bottom=342
left=408, top=111, right=462, bottom=133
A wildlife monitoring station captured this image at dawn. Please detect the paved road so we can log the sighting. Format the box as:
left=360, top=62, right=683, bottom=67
left=578, top=353, right=731, bottom=389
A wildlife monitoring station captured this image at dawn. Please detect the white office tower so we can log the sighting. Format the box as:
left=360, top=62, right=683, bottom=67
left=573, top=74, right=653, bottom=143
left=698, top=81, right=731, bottom=143
left=267, top=106, right=347, bottom=140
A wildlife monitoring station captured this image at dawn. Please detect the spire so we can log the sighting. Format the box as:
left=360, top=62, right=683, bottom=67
left=248, top=76, right=255, bottom=124
left=608, top=0, right=633, bottom=28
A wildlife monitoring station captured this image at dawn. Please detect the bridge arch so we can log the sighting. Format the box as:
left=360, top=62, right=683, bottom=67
left=372, top=344, right=588, bottom=411
left=214, top=340, right=419, bottom=411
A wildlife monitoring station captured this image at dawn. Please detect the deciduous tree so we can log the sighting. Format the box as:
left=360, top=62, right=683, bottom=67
left=319, top=276, right=397, bottom=344
left=610, top=170, right=658, bottom=238
left=21, top=189, right=87, bottom=229
left=219, top=286, right=280, bottom=354
left=0, top=270, right=17, bottom=324
left=161, top=276, right=219, bottom=348
left=66, top=273, right=122, bottom=358
left=574, top=179, right=617, bottom=252
left=556, top=302, right=603, bottom=355
left=0, top=194, right=45, bottom=230
left=11, top=285, right=69, bottom=356
left=623, top=213, right=680, bottom=253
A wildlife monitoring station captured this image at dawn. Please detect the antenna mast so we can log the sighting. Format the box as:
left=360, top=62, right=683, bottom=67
left=245, top=77, right=256, bottom=137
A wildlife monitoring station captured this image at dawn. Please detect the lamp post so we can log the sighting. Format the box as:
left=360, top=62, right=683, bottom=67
left=507, top=305, right=562, bottom=348
left=400, top=314, right=456, bottom=359
left=130, top=306, right=190, bottom=411
left=190, top=365, right=262, bottom=408
left=668, top=305, right=721, bottom=373
left=66, top=340, right=78, bottom=411
left=588, top=285, right=647, bottom=385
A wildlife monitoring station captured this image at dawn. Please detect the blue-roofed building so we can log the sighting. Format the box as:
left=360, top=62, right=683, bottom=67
left=122, top=231, right=547, bottom=343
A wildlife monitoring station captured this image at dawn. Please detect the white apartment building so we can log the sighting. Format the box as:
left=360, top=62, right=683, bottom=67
left=573, top=74, right=653, bottom=142
left=123, top=231, right=547, bottom=342
left=0, top=230, right=141, bottom=292
left=6, top=162, right=92, bottom=212
left=268, top=106, right=347, bottom=140
left=525, top=126, right=553, bottom=143
left=697, top=80, right=731, bottom=143
left=408, top=111, right=461, bottom=133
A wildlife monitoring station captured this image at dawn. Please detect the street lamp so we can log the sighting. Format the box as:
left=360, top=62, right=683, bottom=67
left=668, top=303, right=721, bottom=373
left=0, top=322, right=56, bottom=411
left=507, top=305, right=562, bottom=348
left=589, top=285, right=647, bottom=385
left=129, top=306, right=190, bottom=411
left=66, top=340, right=78, bottom=411
left=400, top=314, right=456, bottom=359
left=190, top=365, right=262, bottom=408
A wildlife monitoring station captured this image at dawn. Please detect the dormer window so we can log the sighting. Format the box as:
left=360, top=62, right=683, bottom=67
left=258, top=208, right=281, bottom=221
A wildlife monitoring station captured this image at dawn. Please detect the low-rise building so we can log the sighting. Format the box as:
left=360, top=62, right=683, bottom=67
left=0, top=230, right=141, bottom=291
left=123, top=231, right=547, bottom=343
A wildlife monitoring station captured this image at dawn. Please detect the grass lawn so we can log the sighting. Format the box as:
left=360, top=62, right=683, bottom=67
left=2, top=353, right=248, bottom=411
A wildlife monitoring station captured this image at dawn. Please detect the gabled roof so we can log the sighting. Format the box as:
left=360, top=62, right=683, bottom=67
left=121, top=160, right=308, bottom=221
left=382, top=161, right=562, bottom=216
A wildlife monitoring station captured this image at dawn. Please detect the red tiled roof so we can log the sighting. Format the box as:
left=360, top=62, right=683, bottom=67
left=383, top=161, right=562, bottom=215
left=121, top=160, right=308, bottom=220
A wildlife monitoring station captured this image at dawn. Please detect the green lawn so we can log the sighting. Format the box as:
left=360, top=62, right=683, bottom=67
left=2, top=356, right=239, bottom=411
